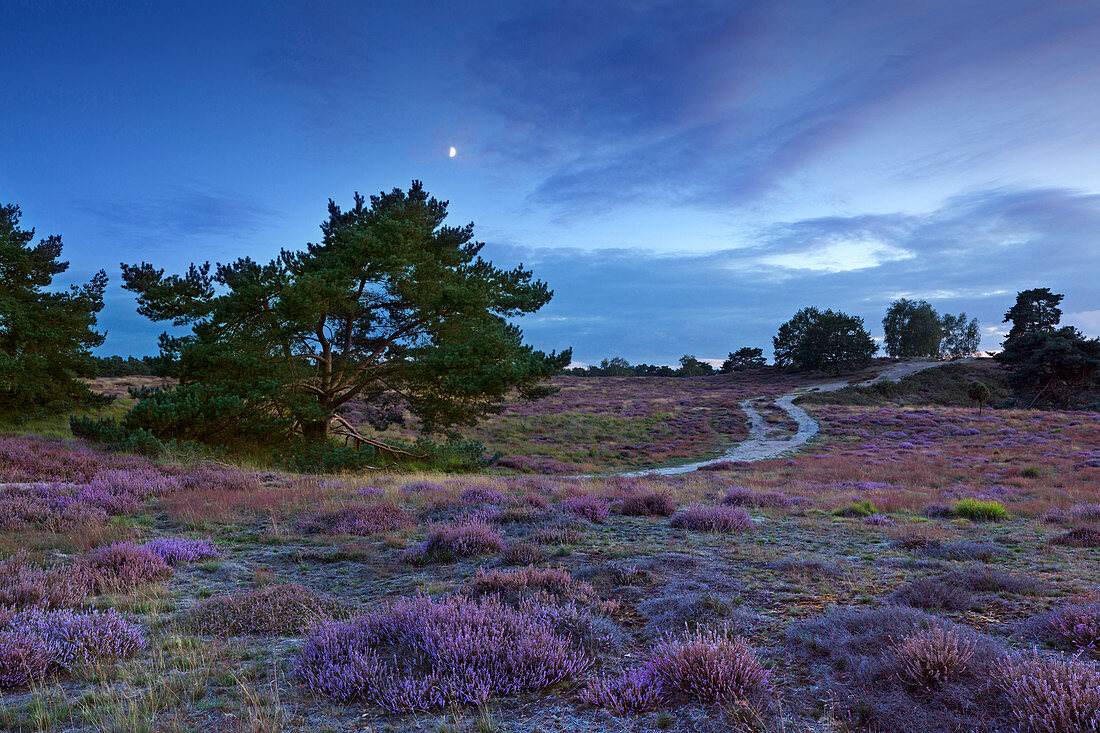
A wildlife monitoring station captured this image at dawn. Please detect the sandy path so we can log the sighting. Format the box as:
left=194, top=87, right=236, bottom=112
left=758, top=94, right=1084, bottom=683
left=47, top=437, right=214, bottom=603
left=609, top=358, right=970, bottom=477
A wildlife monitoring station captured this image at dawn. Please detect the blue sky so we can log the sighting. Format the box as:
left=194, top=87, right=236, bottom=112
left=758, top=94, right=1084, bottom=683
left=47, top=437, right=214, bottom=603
left=3, top=0, right=1099, bottom=365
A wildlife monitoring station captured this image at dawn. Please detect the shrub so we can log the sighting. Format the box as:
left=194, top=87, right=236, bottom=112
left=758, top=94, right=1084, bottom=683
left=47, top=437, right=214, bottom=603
left=994, top=651, right=1100, bottom=733
left=142, top=537, right=219, bottom=565
left=533, top=524, right=585, bottom=545
left=834, top=500, right=876, bottom=517
left=1070, top=503, right=1100, bottom=521
left=80, top=542, right=173, bottom=593
left=945, top=567, right=1040, bottom=595
left=892, top=627, right=976, bottom=688
left=191, top=583, right=349, bottom=635
left=618, top=492, right=676, bottom=517
left=952, top=498, right=1007, bottom=521
left=0, top=608, right=144, bottom=689
left=294, top=594, right=589, bottom=710
left=863, top=513, right=894, bottom=526
left=402, top=520, right=504, bottom=565
left=581, top=625, right=771, bottom=711
left=0, top=553, right=91, bottom=609
left=460, top=486, right=507, bottom=505
left=921, top=540, right=1006, bottom=562
left=301, top=503, right=411, bottom=535
left=1052, top=526, right=1100, bottom=548
left=560, top=495, right=611, bottom=523
left=890, top=578, right=973, bottom=610
left=500, top=542, right=545, bottom=565
left=671, top=504, right=752, bottom=532
left=1019, top=603, right=1100, bottom=652
left=722, top=487, right=792, bottom=509
left=466, top=566, right=597, bottom=605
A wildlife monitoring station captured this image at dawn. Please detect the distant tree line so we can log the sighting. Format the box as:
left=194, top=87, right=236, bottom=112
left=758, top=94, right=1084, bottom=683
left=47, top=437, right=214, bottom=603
left=89, top=355, right=157, bottom=377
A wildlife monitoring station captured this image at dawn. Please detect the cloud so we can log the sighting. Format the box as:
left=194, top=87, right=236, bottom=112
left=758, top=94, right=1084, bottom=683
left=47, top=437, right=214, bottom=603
left=465, top=0, right=1100, bottom=214
left=491, top=187, right=1100, bottom=363
left=76, top=190, right=277, bottom=252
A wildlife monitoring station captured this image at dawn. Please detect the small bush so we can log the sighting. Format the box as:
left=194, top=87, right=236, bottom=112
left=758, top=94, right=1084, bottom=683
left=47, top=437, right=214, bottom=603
left=467, top=566, right=597, bottom=605
left=581, top=625, right=771, bottom=711
left=1019, top=603, right=1100, bottom=652
left=722, top=487, right=792, bottom=509
left=560, top=495, right=611, bottom=523
left=916, top=539, right=1006, bottom=561
left=500, top=542, right=545, bottom=565
left=533, top=524, right=585, bottom=545
left=142, top=537, right=219, bottom=565
left=619, top=492, right=676, bottom=517
left=459, top=486, right=507, bottom=505
left=952, top=498, right=1007, bottom=522
left=403, top=520, right=504, bottom=565
left=946, top=567, right=1039, bottom=595
left=863, top=513, right=895, bottom=526
left=191, top=583, right=349, bottom=635
left=1020, top=466, right=1043, bottom=478
left=1052, top=526, right=1100, bottom=548
left=1070, top=503, right=1100, bottom=521
left=0, top=553, right=91, bottom=609
left=994, top=651, right=1100, bottom=733
left=0, top=608, right=144, bottom=689
left=892, top=627, right=976, bottom=688
left=301, top=503, right=411, bottom=535
left=834, top=500, right=876, bottom=517
left=671, top=504, right=752, bottom=532
left=890, top=578, right=973, bottom=610
left=80, top=542, right=172, bottom=593
left=294, top=594, right=589, bottom=710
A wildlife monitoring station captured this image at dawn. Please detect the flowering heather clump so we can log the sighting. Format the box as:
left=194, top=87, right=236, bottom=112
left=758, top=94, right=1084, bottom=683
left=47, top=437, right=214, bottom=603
left=1052, top=526, right=1100, bottom=547
left=863, top=513, right=895, bottom=526
left=580, top=665, right=666, bottom=712
left=1070, top=503, right=1100, bottom=521
left=618, top=491, right=676, bottom=516
left=191, top=583, right=349, bottom=635
left=721, top=487, right=793, bottom=509
left=171, top=464, right=259, bottom=493
left=467, top=566, right=598, bottom=604
left=402, top=519, right=503, bottom=565
left=294, top=594, right=590, bottom=710
left=994, top=651, right=1100, bottom=733
left=533, top=524, right=585, bottom=545
left=301, top=503, right=411, bottom=535
left=142, top=537, right=219, bottom=565
left=671, top=504, right=752, bottom=532
left=1020, top=603, right=1100, bottom=652
left=80, top=542, right=172, bottom=593
left=952, top=498, right=1008, bottom=521
left=890, top=577, right=973, bottom=610
left=582, top=626, right=772, bottom=712
left=0, top=553, right=91, bottom=609
left=460, top=486, right=507, bottom=505
left=560, top=495, right=611, bottom=523
left=0, top=608, right=144, bottom=689
left=923, top=503, right=952, bottom=518
left=891, top=627, right=976, bottom=688
left=500, top=542, right=545, bottom=565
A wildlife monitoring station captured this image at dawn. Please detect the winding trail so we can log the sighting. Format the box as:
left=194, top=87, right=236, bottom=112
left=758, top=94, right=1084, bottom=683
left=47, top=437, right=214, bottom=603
left=611, top=358, right=970, bottom=477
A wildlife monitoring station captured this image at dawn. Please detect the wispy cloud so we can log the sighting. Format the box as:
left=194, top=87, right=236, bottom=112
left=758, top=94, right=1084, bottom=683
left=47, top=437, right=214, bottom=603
left=496, top=187, right=1100, bottom=362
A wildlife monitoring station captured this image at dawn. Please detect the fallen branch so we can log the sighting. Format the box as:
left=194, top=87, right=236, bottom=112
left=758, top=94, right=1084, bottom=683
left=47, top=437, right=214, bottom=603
left=329, top=414, right=427, bottom=461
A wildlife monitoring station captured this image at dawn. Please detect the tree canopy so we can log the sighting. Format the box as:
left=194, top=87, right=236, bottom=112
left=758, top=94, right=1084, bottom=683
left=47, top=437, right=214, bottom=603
left=940, top=313, right=981, bottom=358
left=119, top=182, right=569, bottom=455
left=996, top=325, right=1100, bottom=408
left=882, top=299, right=943, bottom=358
left=0, top=204, right=109, bottom=416
left=721, top=347, right=766, bottom=372
left=1003, top=287, right=1063, bottom=343
left=773, top=307, right=877, bottom=374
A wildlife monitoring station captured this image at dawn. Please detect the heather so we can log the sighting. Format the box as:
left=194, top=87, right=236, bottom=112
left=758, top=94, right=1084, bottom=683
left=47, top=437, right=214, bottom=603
left=191, top=583, right=349, bottom=635
left=0, top=363, right=1098, bottom=730
left=670, top=503, right=752, bottom=531
left=294, top=594, right=590, bottom=710
left=995, top=651, right=1100, bottom=733
left=0, top=608, right=144, bottom=689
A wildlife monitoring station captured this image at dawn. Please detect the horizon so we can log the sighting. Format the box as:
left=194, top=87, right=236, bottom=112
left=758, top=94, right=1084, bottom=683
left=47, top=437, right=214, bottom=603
left=4, top=1, right=1100, bottom=364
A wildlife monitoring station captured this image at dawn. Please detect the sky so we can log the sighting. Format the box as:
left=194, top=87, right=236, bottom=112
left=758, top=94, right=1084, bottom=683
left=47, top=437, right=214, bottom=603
left=3, top=0, right=1099, bottom=366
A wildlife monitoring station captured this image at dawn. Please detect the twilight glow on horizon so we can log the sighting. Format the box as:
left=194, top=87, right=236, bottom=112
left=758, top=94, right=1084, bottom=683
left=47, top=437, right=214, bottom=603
left=3, top=0, right=1099, bottom=365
